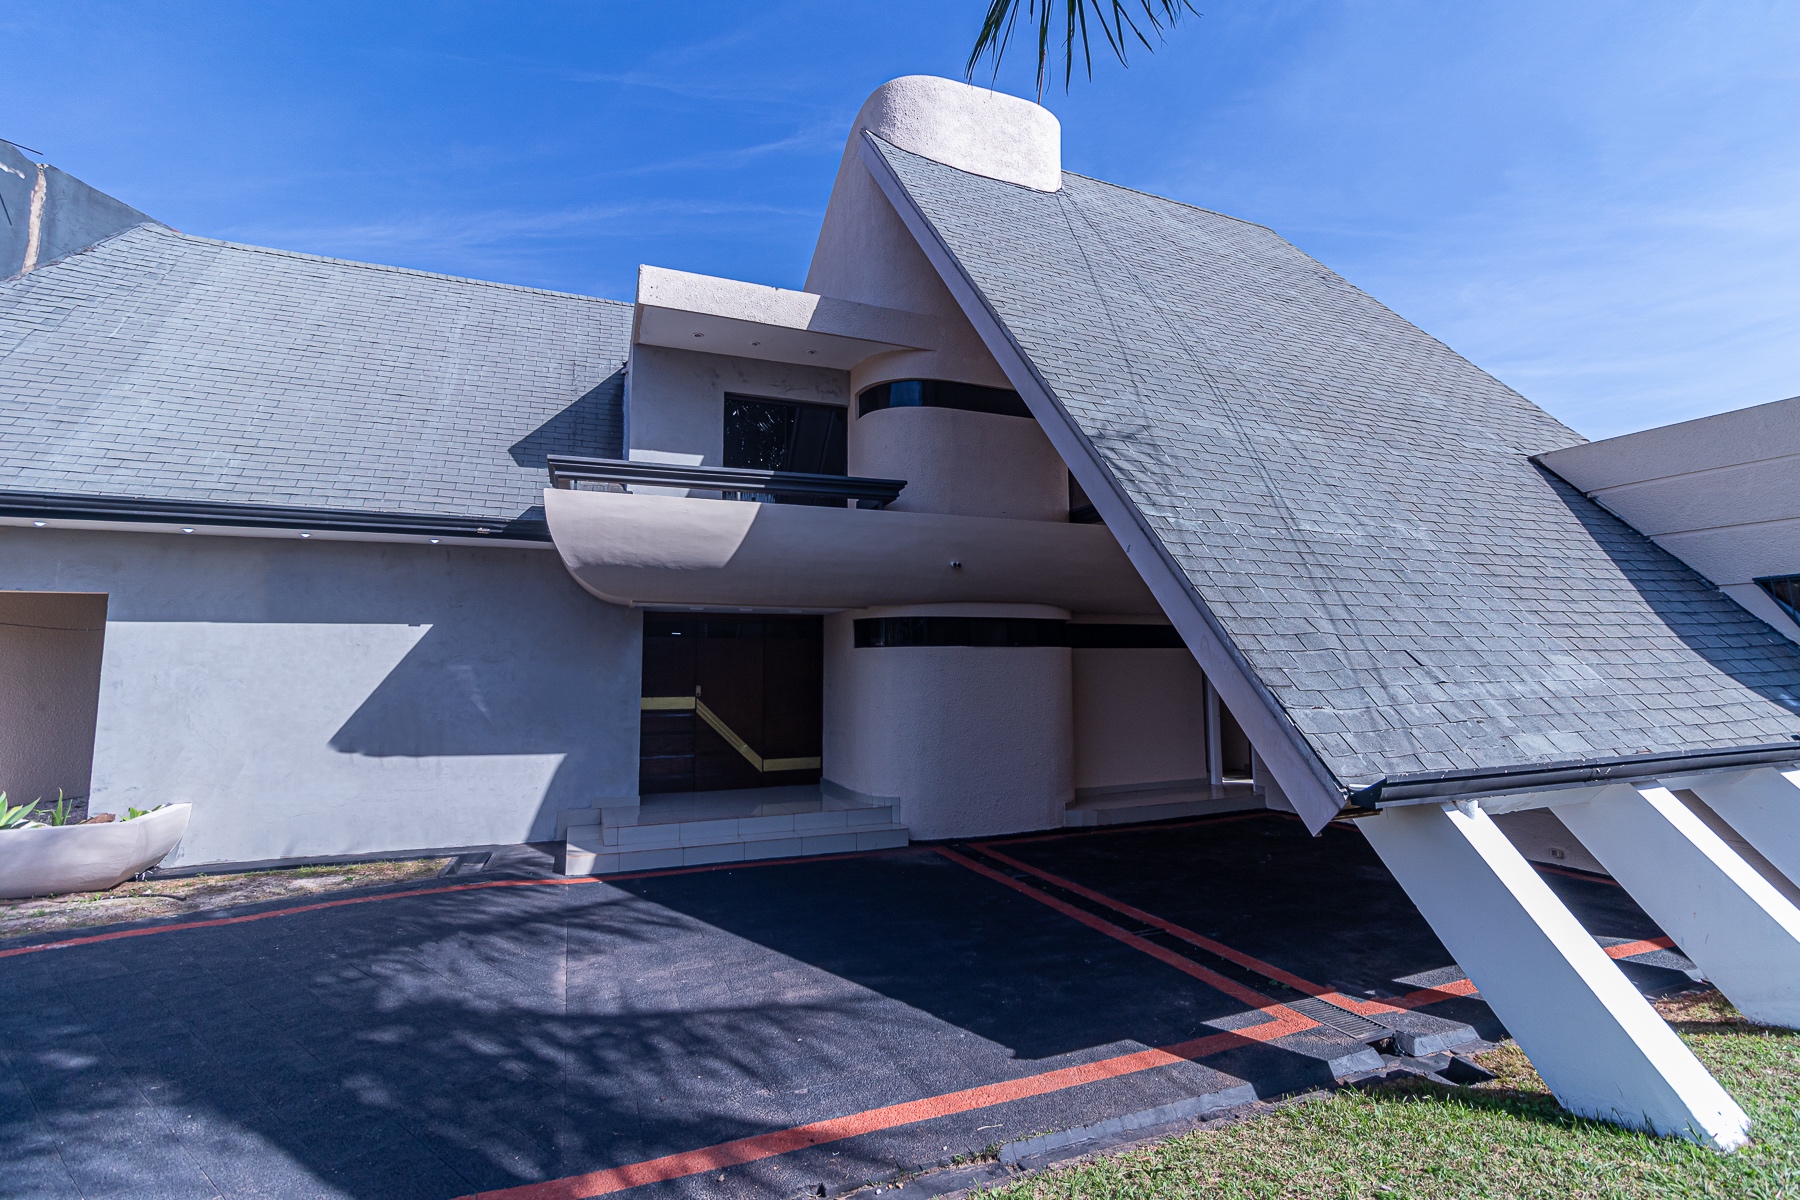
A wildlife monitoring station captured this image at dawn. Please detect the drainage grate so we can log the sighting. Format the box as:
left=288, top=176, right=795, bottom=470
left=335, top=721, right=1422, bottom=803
left=1288, top=995, right=1390, bottom=1041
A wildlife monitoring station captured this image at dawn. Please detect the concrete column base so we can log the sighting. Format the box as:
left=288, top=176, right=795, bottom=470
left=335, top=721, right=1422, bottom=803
left=1359, top=801, right=1748, bottom=1149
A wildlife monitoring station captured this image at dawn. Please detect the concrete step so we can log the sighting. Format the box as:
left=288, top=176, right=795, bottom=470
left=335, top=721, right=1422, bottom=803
left=564, top=822, right=908, bottom=876
left=1064, top=783, right=1260, bottom=828
left=596, top=803, right=897, bottom=849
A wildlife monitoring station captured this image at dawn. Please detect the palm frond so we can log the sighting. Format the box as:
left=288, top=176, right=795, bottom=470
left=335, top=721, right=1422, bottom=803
left=967, top=0, right=1199, bottom=98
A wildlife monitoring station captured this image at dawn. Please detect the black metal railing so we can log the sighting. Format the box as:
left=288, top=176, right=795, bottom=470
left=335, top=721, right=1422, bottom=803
left=545, top=455, right=906, bottom=509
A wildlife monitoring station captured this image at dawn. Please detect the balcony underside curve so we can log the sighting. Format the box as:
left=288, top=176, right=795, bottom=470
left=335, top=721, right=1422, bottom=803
left=544, top=489, right=1160, bottom=613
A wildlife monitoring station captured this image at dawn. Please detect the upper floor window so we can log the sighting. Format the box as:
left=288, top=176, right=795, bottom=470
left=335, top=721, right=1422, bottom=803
left=857, top=379, right=1032, bottom=419
left=1757, top=575, right=1800, bottom=625
left=724, top=395, right=847, bottom=476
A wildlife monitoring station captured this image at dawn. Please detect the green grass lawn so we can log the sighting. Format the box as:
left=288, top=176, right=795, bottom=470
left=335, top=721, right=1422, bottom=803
left=985, top=993, right=1800, bottom=1199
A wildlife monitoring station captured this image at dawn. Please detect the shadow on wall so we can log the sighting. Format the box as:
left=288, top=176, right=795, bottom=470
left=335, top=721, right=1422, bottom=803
left=1542, top=465, right=1800, bottom=721
left=508, top=368, right=627, bottom=468
left=327, top=569, right=639, bottom=832
left=0, top=591, right=107, bottom=805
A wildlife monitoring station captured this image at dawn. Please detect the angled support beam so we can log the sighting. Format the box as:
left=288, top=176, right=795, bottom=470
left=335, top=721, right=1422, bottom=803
left=1358, top=801, right=1748, bottom=1148
left=1553, top=783, right=1800, bottom=1029
left=1681, top=767, right=1800, bottom=889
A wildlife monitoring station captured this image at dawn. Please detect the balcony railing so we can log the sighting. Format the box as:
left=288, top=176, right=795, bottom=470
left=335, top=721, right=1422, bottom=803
left=545, top=455, right=907, bottom=509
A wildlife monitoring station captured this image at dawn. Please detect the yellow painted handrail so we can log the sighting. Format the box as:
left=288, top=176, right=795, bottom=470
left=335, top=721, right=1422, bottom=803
left=639, top=696, right=821, bottom=773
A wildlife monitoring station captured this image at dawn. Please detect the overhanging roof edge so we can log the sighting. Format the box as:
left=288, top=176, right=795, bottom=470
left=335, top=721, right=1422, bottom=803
left=857, top=132, right=1348, bottom=832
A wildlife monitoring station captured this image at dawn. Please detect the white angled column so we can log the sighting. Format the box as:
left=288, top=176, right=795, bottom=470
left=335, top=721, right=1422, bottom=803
left=1359, top=801, right=1748, bottom=1149
left=1553, top=782, right=1800, bottom=1029
left=1683, top=767, right=1800, bottom=888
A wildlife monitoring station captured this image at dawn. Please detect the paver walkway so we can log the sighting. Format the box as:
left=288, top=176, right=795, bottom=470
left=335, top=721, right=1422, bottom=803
left=0, top=815, right=1690, bottom=1199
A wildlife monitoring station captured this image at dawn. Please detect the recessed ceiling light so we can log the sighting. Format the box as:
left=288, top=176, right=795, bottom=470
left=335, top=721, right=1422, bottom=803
left=808, top=349, right=817, bottom=355
left=694, top=332, right=704, bottom=338
left=429, top=537, right=440, bottom=544
left=31, top=520, right=45, bottom=527
left=750, top=341, right=760, bottom=347
left=181, top=527, right=195, bottom=534
left=299, top=532, right=311, bottom=538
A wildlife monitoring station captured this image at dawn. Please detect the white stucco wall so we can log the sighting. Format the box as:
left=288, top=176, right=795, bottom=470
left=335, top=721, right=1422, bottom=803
left=1071, top=646, right=1210, bottom=793
left=1538, top=395, right=1800, bottom=642
left=0, top=591, right=107, bottom=807
left=0, top=527, right=640, bottom=866
left=822, top=604, right=1071, bottom=839
left=849, top=405, right=1069, bottom=521
left=627, top=344, right=850, bottom=468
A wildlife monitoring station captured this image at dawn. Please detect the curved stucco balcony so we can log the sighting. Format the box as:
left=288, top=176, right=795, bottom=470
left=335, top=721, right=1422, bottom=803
left=543, top=488, right=1160, bottom=613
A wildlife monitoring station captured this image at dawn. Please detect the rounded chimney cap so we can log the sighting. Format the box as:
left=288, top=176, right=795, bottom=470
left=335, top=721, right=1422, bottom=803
left=851, top=76, right=1061, bottom=192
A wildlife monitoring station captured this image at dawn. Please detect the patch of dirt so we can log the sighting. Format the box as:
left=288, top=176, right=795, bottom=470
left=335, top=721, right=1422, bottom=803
left=0, top=858, right=452, bottom=941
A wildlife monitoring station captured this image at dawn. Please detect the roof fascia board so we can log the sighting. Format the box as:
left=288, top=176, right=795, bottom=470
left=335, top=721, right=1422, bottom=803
left=856, top=133, right=1346, bottom=831
left=634, top=264, right=941, bottom=348
left=0, top=491, right=552, bottom=545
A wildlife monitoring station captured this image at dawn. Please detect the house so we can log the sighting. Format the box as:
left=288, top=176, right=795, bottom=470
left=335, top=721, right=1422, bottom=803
left=5, top=75, right=1800, bottom=1147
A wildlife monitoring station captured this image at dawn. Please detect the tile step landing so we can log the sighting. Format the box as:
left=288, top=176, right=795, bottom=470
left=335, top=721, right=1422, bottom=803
left=560, top=784, right=909, bottom=876
left=563, top=822, right=909, bottom=875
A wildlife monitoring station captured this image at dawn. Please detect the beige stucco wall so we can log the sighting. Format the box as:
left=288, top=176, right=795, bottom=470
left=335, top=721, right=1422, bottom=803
left=0, top=527, right=641, bottom=866
left=822, top=604, right=1072, bottom=839
left=849, top=405, right=1068, bottom=521
left=626, top=344, right=849, bottom=472
left=1071, top=646, right=1209, bottom=793
left=0, top=591, right=107, bottom=806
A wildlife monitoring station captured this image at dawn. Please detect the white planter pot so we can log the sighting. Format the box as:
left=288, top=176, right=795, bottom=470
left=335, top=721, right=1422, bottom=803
left=0, top=804, right=192, bottom=900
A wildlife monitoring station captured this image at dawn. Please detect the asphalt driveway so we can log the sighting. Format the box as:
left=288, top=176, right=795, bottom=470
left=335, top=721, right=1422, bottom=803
left=0, top=813, right=1691, bottom=1200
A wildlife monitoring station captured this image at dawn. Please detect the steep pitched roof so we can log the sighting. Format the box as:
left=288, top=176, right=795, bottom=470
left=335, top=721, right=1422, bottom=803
left=869, top=135, right=1800, bottom=794
left=0, top=222, right=629, bottom=529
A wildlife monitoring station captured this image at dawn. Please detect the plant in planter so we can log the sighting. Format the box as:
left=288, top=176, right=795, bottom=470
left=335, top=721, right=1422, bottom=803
left=0, top=792, right=191, bottom=900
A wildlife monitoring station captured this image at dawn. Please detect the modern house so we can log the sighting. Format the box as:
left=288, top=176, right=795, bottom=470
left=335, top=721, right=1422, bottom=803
left=5, top=75, right=1800, bottom=1147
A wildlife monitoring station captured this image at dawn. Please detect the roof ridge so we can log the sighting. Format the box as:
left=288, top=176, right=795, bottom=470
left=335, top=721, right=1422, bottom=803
left=122, top=224, right=635, bottom=308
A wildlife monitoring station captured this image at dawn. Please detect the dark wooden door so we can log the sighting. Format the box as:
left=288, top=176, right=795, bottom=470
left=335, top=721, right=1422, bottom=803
left=639, top=615, right=823, bottom=795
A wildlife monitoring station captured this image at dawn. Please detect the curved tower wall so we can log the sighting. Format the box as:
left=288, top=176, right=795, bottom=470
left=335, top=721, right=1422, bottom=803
left=810, top=78, right=1085, bottom=837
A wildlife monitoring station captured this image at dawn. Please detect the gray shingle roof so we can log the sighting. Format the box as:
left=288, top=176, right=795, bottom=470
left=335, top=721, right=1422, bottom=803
left=873, top=136, right=1800, bottom=789
left=0, top=222, right=629, bottom=525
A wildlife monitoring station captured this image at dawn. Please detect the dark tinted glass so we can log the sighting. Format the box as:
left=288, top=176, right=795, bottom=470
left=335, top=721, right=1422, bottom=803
left=723, top=396, right=848, bottom=475
left=857, top=379, right=1033, bottom=419
left=851, top=619, right=1186, bottom=648
left=1758, top=575, right=1800, bottom=624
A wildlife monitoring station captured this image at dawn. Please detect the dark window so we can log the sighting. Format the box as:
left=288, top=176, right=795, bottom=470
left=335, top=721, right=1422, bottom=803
left=1064, top=623, right=1185, bottom=649
left=723, top=396, right=847, bottom=475
left=851, top=618, right=1183, bottom=648
left=1757, top=575, right=1800, bottom=624
left=857, top=379, right=1033, bottom=419
left=854, top=617, right=1067, bottom=648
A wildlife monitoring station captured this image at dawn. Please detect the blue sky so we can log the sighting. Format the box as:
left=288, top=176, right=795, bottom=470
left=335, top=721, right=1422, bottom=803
left=7, top=1, right=1797, bottom=438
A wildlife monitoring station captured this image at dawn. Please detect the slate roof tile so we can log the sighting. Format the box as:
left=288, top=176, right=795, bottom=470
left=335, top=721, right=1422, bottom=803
left=0, top=224, right=630, bottom=523
left=875, top=136, right=1800, bottom=788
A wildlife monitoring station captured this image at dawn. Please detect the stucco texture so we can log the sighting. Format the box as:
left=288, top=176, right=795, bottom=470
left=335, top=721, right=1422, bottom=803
left=0, top=528, right=640, bottom=866
left=0, top=591, right=106, bottom=807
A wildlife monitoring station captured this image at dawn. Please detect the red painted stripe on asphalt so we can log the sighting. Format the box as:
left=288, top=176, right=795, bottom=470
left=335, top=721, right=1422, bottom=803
left=935, top=848, right=1318, bottom=1032
left=0, top=848, right=892, bottom=961
left=463, top=1025, right=1269, bottom=1200
left=1604, top=937, right=1677, bottom=960
left=1385, top=978, right=1480, bottom=1009
left=972, top=844, right=1412, bottom=1019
